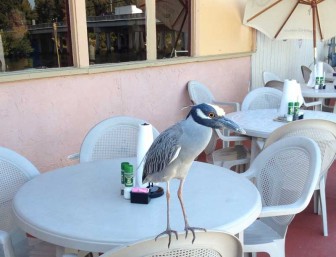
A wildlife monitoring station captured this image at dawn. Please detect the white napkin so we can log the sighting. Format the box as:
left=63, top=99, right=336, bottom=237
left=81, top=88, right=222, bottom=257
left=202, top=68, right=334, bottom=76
left=278, top=79, right=304, bottom=116
left=136, top=123, right=154, bottom=187
left=307, top=62, right=324, bottom=87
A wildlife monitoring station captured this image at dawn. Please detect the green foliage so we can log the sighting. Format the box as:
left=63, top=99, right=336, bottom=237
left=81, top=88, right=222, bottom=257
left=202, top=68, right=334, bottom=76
left=86, top=0, right=110, bottom=16
left=0, top=1, right=35, bottom=57
left=35, top=0, right=56, bottom=23
left=34, top=0, right=66, bottom=23
left=2, top=31, right=33, bottom=57
left=21, top=0, right=37, bottom=23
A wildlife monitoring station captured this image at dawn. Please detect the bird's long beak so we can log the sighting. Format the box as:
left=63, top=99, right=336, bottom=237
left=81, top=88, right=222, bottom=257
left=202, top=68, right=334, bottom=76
left=218, top=116, right=246, bottom=134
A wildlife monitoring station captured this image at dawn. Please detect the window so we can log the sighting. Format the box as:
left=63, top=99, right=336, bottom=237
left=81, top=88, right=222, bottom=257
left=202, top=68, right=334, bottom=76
left=86, top=0, right=190, bottom=65
left=0, top=0, right=191, bottom=72
left=86, top=0, right=147, bottom=64
left=0, top=0, right=73, bottom=72
left=155, top=0, right=190, bottom=59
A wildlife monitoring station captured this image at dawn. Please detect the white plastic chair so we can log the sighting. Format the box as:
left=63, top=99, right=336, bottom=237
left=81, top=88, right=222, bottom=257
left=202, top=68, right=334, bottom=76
left=320, top=62, right=335, bottom=112
left=301, top=65, right=312, bottom=83
left=241, top=87, right=283, bottom=111
left=243, top=86, right=321, bottom=112
left=262, top=71, right=282, bottom=85
left=240, top=87, right=283, bottom=155
left=323, top=62, right=335, bottom=73
left=242, top=136, right=321, bottom=257
left=0, top=146, right=39, bottom=257
left=187, top=80, right=240, bottom=111
left=264, top=80, right=284, bottom=91
left=0, top=146, right=72, bottom=257
left=79, top=116, right=160, bottom=163
left=98, top=231, right=243, bottom=257
left=187, top=80, right=250, bottom=171
left=263, top=119, right=336, bottom=237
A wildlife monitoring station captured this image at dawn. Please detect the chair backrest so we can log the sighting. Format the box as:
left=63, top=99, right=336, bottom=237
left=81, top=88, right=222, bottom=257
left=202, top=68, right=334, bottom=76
left=247, top=136, right=321, bottom=238
left=301, top=65, right=312, bottom=83
left=262, top=71, right=281, bottom=85
left=241, top=87, right=282, bottom=111
left=98, top=231, right=243, bottom=257
left=0, top=147, right=40, bottom=257
left=264, top=80, right=284, bottom=91
left=323, top=62, right=335, bottom=73
left=263, top=119, right=336, bottom=178
left=79, top=116, right=160, bottom=163
left=187, top=80, right=215, bottom=105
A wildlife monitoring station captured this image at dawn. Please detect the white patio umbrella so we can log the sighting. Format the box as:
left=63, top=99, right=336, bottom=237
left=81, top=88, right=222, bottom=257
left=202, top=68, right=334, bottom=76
left=243, top=0, right=336, bottom=63
left=138, top=0, right=189, bottom=56
left=138, top=0, right=188, bottom=32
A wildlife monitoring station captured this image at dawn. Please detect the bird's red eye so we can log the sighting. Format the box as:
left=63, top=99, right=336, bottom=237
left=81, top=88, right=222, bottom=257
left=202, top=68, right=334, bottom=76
left=208, top=112, right=215, bottom=118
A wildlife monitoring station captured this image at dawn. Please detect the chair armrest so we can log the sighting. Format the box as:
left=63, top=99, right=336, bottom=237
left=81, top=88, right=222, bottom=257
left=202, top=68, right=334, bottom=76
left=259, top=202, right=307, bottom=218
left=239, top=167, right=256, bottom=180
left=212, top=101, right=240, bottom=111
left=215, top=129, right=250, bottom=142
left=303, top=100, right=322, bottom=109
left=0, top=230, right=15, bottom=257
left=67, top=153, right=80, bottom=160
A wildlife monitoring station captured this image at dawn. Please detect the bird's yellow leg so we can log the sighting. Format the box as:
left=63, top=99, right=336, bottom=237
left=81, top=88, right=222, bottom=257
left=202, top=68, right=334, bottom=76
left=155, top=181, right=178, bottom=248
left=177, top=179, right=206, bottom=243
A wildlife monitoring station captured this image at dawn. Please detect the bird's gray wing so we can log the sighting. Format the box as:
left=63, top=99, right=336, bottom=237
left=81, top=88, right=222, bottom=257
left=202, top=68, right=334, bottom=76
left=142, top=123, right=183, bottom=181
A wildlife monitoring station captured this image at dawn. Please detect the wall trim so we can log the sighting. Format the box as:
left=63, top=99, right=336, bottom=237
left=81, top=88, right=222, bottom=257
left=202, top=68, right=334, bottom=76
left=0, top=52, right=252, bottom=83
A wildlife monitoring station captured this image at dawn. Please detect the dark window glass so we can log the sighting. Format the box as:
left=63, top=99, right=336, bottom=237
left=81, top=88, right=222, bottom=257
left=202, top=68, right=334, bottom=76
left=86, top=0, right=190, bottom=65
left=86, top=0, right=146, bottom=64
left=0, top=0, right=73, bottom=72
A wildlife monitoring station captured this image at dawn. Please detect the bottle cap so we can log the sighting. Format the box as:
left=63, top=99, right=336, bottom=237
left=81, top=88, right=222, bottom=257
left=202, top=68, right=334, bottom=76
left=124, top=164, right=133, bottom=173
left=121, top=162, right=129, bottom=169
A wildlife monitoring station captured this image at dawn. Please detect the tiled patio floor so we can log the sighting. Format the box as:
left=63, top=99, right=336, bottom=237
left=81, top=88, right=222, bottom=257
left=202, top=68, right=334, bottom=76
left=278, top=161, right=336, bottom=257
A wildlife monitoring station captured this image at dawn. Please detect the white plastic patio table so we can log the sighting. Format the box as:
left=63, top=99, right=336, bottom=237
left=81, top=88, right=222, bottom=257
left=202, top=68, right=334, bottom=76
left=301, top=83, right=336, bottom=102
left=13, top=158, right=261, bottom=253
left=226, top=109, right=336, bottom=160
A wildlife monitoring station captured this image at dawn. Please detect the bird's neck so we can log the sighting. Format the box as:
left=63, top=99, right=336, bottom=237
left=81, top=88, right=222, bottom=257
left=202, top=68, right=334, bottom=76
left=183, top=116, right=213, bottom=157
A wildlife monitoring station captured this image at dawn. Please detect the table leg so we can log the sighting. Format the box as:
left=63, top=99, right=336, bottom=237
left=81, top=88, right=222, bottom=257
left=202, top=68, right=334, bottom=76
left=250, top=137, right=262, bottom=163
left=56, top=246, right=65, bottom=257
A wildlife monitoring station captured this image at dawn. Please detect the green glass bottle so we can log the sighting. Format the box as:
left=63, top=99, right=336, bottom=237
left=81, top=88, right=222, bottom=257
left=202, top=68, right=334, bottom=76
left=120, top=162, right=129, bottom=195
left=123, top=164, right=134, bottom=199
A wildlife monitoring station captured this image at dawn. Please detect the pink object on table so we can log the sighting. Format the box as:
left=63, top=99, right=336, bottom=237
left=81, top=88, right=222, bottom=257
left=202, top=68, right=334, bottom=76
left=131, top=187, right=149, bottom=193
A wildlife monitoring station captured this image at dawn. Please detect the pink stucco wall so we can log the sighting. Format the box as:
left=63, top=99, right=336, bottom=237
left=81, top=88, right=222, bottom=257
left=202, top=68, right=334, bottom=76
left=0, top=57, right=251, bottom=172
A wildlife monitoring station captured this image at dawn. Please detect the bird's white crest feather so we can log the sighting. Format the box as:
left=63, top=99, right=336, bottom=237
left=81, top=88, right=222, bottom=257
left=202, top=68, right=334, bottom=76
left=209, top=104, right=225, bottom=116
left=196, top=104, right=226, bottom=119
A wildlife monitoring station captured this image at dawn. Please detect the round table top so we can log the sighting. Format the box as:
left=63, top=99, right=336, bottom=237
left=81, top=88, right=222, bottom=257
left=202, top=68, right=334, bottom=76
left=301, top=83, right=336, bottom=99
left=13, top=159, right=261, bottom=252
left=226, top=109, right=336, bottom=138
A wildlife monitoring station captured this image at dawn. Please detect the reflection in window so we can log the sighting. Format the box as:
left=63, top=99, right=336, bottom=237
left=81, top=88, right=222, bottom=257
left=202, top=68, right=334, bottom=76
left=86, top=0, right=146, bottom=64
left=0, top=0, right=73, bottom=72
left=86, top=0, right=190, bottom=65
left=155, top=0, right=190, bottom=58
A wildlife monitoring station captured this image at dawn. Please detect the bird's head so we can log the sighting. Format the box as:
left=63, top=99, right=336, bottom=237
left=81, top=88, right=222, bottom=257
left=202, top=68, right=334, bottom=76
left=187, top=103, right=246, bottom=134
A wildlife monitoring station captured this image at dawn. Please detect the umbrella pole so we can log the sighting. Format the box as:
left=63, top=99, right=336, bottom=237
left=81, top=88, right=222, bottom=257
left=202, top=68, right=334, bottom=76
left=312, top=1, right=317, bottom=64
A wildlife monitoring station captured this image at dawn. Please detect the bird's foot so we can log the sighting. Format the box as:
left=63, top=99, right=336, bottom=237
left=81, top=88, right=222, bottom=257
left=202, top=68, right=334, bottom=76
left=184, top=225, right=206, bottom=243
left=155, top=229, right=178, bottom=248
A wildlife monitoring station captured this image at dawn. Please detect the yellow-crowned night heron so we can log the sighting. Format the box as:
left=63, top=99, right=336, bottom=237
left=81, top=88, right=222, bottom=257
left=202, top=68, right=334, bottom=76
left=142, top=103, right=246, bottom=247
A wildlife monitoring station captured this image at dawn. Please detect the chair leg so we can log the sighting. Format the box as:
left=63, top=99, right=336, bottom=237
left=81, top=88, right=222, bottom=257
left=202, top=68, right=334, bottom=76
left=313, top=190, right=319, bottom=214
left=319, top=178, right=328, bottom=236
